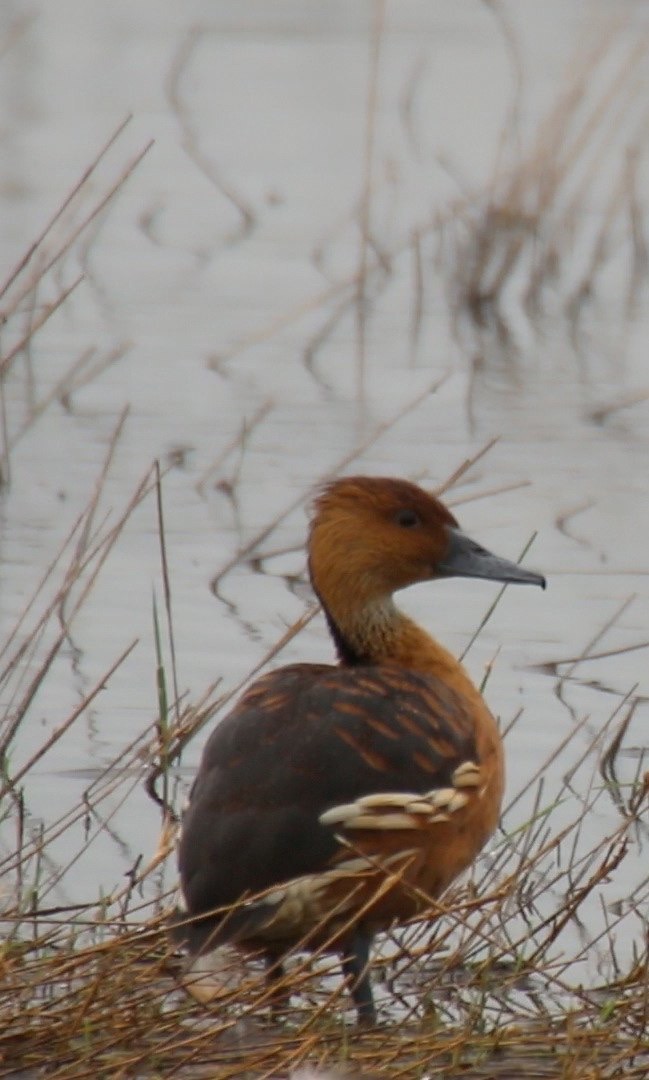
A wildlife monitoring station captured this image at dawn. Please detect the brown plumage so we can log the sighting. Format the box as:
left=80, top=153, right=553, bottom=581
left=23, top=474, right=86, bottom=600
left=177, top=476, right=545, bottom=1023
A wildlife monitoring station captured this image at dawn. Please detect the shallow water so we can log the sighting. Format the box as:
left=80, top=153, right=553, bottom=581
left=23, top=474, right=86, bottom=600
left=0, top=0, right=648, bottom=990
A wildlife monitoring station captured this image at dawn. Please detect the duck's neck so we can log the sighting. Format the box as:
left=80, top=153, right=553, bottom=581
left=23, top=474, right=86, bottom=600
left=321, top=594, right=474, bottom=690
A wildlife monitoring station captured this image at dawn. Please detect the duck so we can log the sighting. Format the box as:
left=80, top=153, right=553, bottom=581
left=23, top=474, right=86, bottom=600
left=176, top=475, right=545, bottom=1024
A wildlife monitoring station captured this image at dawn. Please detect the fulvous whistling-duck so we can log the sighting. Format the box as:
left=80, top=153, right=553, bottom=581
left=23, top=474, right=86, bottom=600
left=176, top=476, right=545, bottom=1023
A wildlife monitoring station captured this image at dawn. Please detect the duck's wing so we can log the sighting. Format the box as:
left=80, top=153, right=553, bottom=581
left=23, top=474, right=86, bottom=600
left=177, top=662, right=480, bottom=944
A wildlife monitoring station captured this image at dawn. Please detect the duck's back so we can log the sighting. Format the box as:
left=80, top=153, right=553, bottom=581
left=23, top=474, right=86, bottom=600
left=178, top=661, right=500, bottom=946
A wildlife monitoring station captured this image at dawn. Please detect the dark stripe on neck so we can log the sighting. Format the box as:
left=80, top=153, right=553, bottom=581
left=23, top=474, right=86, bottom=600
left=310, top=559, right=371, bottom=666
left=321, top=607, right=367, bottom=666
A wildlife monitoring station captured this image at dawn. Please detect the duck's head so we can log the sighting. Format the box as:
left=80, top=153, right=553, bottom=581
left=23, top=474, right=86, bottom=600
left=308, top=475, right=545, bottom=616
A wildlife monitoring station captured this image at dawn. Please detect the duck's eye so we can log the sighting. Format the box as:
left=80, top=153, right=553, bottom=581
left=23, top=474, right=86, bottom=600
left=394, top=508, right=421, bottom=528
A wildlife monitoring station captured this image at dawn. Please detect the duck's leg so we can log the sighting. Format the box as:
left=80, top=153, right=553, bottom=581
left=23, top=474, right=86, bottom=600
left=264, top=953, right=290, bottom=1017
left=341, top=929, right=376, bottom=1026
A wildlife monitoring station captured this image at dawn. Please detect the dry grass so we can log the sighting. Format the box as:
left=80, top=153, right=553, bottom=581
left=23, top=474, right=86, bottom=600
left=445, top=18, right=649, bottom=331
left=1, top=731, right=648, bottom=1078
left=0, top=114, right=152, bottom=486
left=193, top=15, right=649, bottom=404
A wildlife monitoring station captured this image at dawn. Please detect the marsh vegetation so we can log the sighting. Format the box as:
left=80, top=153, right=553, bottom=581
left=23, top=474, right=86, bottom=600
left=1, top=3, right=648, bottom=1076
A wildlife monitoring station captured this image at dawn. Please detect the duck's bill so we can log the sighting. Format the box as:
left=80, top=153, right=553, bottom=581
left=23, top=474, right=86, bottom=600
left=438, top=527, right=546, bottom=589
